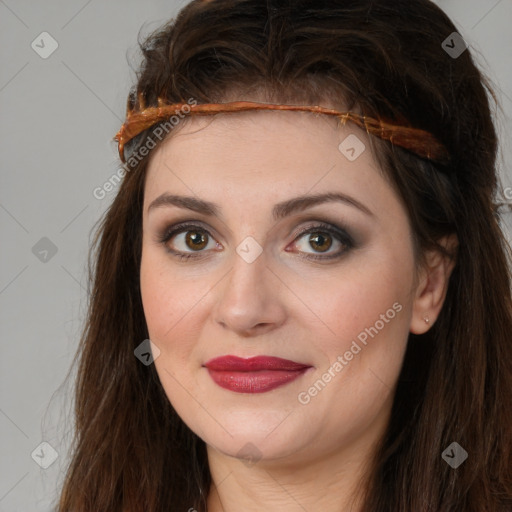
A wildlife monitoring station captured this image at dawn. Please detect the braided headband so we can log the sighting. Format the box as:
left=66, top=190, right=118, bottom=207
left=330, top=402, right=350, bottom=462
left=114, top=100, right=450, bottom=164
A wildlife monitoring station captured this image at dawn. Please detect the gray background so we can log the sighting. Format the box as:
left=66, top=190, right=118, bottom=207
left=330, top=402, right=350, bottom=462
left=0, top=1, right=511, bottom=510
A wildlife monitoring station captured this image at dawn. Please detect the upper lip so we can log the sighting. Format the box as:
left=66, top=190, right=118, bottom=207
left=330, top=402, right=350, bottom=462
left=203, top=355, right=311, bottom=371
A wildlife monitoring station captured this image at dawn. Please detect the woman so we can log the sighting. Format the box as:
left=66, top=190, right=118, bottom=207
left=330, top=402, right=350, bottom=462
left=57, top=0, right=512, bottom=510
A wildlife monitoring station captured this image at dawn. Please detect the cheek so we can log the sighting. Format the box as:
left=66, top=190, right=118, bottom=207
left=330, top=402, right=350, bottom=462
left=289, top=254, right=413, bottom=443
left=139, top=249, right=206, bottom=362
left=302, top=249, right=411, bottom=334
left=291, top=247, right=414, bottom=389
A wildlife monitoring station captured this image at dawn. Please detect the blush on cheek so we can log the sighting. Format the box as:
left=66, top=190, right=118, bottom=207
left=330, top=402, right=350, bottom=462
left=140, top=257, right=181, bottom=334
left=328, top=300, right=407, bottom=373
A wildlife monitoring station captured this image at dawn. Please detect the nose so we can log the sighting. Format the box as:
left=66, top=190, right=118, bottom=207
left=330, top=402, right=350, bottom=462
left=213, top=244, right=287, bottom=337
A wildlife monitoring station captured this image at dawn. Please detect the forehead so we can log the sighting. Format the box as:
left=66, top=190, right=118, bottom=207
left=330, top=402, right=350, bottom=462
left=143, top=110, right=395, bottom=218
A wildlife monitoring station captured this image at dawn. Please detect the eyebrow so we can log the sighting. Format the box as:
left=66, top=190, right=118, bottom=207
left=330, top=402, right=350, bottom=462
left=147, top=191, right=374, bottom=220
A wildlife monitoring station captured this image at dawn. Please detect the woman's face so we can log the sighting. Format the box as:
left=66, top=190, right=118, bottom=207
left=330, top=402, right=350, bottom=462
left=140, top=108, right=422, bottom=465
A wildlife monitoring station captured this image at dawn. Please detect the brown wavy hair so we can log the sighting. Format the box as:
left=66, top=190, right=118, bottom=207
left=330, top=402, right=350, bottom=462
left=56, top=0, right=512, bottom=510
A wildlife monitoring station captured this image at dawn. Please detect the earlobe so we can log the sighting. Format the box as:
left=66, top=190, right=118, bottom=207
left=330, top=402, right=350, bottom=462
left=410, top=235, right=458, bottom=334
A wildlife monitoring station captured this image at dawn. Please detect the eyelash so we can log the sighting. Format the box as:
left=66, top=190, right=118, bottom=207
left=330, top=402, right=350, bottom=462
left=157, top=221, right=355, bottom=262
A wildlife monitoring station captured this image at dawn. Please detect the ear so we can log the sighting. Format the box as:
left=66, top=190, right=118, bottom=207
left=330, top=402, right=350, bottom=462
left=410, top=235, right=458, bottom=334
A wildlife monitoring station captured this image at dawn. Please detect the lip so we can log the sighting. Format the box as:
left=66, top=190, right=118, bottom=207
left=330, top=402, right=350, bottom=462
left=204, top=355, right=310, bottom=371
left=203, top=355, right=312, bottom=393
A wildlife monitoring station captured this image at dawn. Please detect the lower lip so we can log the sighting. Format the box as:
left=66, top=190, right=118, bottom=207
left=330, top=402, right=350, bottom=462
left=206, top=368, right=310, bottom=393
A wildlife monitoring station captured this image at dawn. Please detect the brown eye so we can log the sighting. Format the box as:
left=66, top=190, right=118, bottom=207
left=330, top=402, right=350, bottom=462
left=160, top=221, right=354, bottom=262
left=160, top=224, right=218, bottom=258
left=291, top=223, right=354, bottom=261
left=184, top=230, right=209, bottom=251
left=307, top=232, right=333, bottom=253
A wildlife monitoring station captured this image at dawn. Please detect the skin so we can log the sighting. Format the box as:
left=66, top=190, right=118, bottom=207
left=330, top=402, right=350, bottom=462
left=140, top=103, right=455, bottom=512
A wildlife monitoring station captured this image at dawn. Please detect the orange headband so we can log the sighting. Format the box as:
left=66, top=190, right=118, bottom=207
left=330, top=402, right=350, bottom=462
left=114, top=100, right=450, bottom=165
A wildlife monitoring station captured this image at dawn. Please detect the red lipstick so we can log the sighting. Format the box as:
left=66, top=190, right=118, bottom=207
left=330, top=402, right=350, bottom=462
left=203, top=355, right=312, bottom=393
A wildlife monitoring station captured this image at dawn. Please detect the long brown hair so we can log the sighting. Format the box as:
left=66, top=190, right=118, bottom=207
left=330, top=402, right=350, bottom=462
left=56, top=1, right=512, bottom=510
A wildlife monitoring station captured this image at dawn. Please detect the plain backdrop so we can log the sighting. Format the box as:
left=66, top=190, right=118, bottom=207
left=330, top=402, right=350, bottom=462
left=0, top=0, right=511, bottom=510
